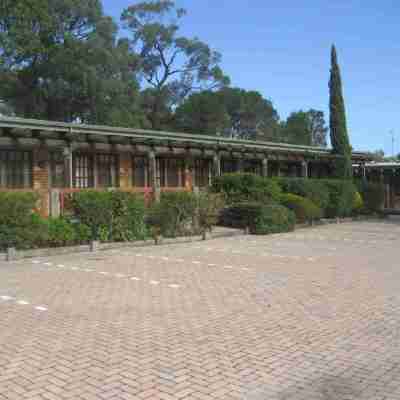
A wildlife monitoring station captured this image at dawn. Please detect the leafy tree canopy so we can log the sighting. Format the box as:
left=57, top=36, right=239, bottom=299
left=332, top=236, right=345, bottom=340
left=174, top=87, right=280, bottom=140
left=281, top=109, right=328, bottom=147
left=0, top=0, right=145, bottom=126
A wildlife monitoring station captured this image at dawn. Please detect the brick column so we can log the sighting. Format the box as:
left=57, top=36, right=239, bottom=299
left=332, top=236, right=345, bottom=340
left=119, top=153, right=131, bottom=189
left=33, top=148, right=50, bottom=217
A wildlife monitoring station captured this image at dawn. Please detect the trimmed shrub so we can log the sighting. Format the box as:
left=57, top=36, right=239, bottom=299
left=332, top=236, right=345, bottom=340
left=357, top=181, right=385, bottom=213
left=72, top=191, right=148, bottom=241
left=147, top=191, right=197, bottom=238
left=280, top=193, right=322, bottom=223
left=219, top=202, right=295, bottom=235
left=352, top=191, right=364, bottom=214
left=253, top=204, right=296, bottom=235
left=277, top=177, right=358, bottom=218
left=0, top=192, right=38, bottom=227
left=277, top=178, right=330, bottom=211
left=196, top=192, right=225, bottom=237
left=47, top=218, right=77, bottom=247
left=323, top=179, right=357, bottom=218
left=212, top=173, right=281, bottom=204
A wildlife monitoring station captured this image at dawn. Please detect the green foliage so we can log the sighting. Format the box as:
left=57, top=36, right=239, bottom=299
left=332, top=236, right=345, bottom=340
left=0, top=192, right=38, bottom=227
left=357, top=181, right=385, bottom=213
left=280, top=193, right=322, bottom=223
left=219, top=202, right=295, bottom=235
left=276, top=177, right=330, bottom=211
left=147, top=192, right=197, bottom=238
left=72, top=191, right=148, bottom=241
left=352, top=191, right=364, bottom=214
left=196, top=192, right=225, bottom=235
left=323, top=179, right=357, bottom=218
left=122, top=0, right=229, bottom=129
left=253, top=204, right=296, bottom=235
left=281, top=109, right=328, bottom=147
left=0, top=0, right=145, bottom=126
left=212, top=173, right=282, bottom=205
left=47, top=218, right=78, bottom=247
left=174, top=88, right=280, bottom=140
left=329, top=45, right=352, bottom=178
left=277, top=177, right=357, bottom=218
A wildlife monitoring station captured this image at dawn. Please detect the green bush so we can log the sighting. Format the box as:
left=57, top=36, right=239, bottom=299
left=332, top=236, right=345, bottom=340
left=280, top=193, right=322, bottom=223
left=212, top=173, right=281, bottom=204
left=0, top=192, right=38, bottom=227
left=196, top=192, right=225, bottom=237
left=47, top=218, right=77, bottom=247
left=72, top=191, right=148, bottom=241
left=253, top=204, right=296, bottom=235
left=357, top=181, right=385, bottom=213
left=147, top=191, right=197, bottom=238
left=322, top=179, right=357, bottom=218
left=276, top=177, right=330, bottom=211
left=219, top=202, right=295, bottom=235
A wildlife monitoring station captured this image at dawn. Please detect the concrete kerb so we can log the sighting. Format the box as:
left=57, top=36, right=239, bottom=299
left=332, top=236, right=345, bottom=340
left=0, top=216, right=380, bottom=262
left=0, top=229, right=243, bottom=262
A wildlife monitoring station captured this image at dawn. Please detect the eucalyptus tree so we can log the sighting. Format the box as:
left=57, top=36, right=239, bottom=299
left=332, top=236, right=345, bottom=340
left=121, top=0, right=230, bottom=129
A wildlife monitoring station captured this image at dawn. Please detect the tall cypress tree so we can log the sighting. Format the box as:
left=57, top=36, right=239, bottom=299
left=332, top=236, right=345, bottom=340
left=329, top=45, right=352, bottom=178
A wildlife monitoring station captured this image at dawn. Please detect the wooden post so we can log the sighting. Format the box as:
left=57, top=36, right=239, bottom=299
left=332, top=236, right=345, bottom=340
left=213, top=153, right=221, bottom=178
left=148, top=150, right=160, bottom=202
left=262, top=157, right=268, bottom=177
left=301, top=160, right=309, bottom=178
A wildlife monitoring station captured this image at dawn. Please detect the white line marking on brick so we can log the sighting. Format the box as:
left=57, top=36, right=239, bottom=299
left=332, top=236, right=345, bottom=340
left=17, top=300, right=30, bottom=305
left=57, top=264, right=65, bottom=268
left=115, top=274, right=126, bottom=278
left=130, top=277, right=141, bottom=281
left=208, top=264, right=216, bottom=267
left=168, top=284, right=180, bottom=289
left=35, top=306, right=48, bottom=311
left=99, top=272, right=109, bottom=275
left=224, top=266, right=233, bottom=269
left=192, top=261, right=201, bottom=265
left=0, top=296, right=13, bottom=301
left=150, top=280, right=160, bottom=285
left=32, top=260, right=40, bottom=264
left=43, top=262, right=52, bottom=266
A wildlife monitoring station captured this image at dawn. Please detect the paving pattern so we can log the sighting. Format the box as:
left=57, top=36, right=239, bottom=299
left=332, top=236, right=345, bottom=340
left=1, top=220, right=400, bottom=399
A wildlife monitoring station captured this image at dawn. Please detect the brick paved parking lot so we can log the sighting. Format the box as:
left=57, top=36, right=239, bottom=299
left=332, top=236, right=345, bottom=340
left=1, top=220, right=400, bottom=400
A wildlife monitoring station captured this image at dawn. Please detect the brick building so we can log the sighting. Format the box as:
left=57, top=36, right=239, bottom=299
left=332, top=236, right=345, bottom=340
left=0, top=117, right=369, bottom=216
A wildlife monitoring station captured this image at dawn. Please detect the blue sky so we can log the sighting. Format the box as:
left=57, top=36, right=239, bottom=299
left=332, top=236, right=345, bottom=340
left=103, top=0, right=400, bottom=153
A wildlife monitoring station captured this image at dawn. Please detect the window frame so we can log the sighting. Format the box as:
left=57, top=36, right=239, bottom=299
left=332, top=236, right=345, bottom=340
left=0, top=149, right=33, bottom=189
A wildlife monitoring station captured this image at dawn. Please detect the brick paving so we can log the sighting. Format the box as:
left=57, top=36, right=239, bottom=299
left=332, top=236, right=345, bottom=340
left=1, top=220, right=400, bottom=399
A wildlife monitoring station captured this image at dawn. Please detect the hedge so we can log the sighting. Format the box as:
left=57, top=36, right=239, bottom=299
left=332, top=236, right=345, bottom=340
left=280, top=193, right=322, bottom=223
left=356, top=181, right=385, bottom=213
left=212, top=173, right=281, bottom=205
left=72, top=191, right=148, bottom=241
left=219, top=202, right=295, bottom=235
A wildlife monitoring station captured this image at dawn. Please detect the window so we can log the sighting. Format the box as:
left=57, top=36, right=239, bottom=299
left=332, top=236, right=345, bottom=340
left=157, top=158, right=185, bottom=187
left=194, top=159, right=210, bottom=187
left=97, top=154, right=119, bottom=188
left=132, top=156, right=149, bottom=187
left=221, top=159, right=238, bottom=174
left=49, top=152, right=66, bottom=188
left=0, top=150, right=32, bottom=188
left=73, top=154, right=94, bottom=188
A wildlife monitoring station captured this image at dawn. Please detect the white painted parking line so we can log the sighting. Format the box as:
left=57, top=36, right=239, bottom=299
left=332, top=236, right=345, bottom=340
left=35, top=306, right=48, bottom=311
left=17, top=300, right=30, bottom=305
left=32, top=260, right=40, bottom=264
left=130, top=277, right=141, bottom=281
left=168, top=284, right=180, bottom=289
left=99, top=272, right=109, bottom=275
left=43, top=262, right=52, bottom=266
left=192, top=261, right=201, bottom=265
left=57, top=264, right=65, bottom=268
left=224, top=266, right=233, bottom=269
left=149, top=280, right=160, bottom=285
left=208, top=264, right=217, bottom=267
left=115, top=274, right=126, bottom=278
left=0, top=295, right=14, bottom=301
